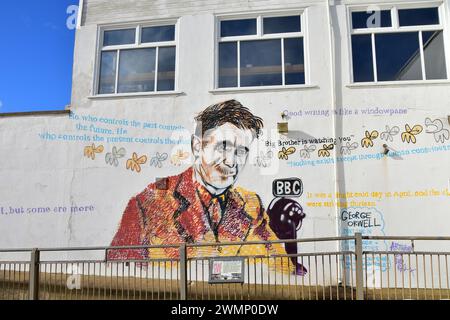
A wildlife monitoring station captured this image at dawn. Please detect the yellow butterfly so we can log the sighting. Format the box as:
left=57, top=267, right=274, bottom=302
left=361, top=130, right=379, bottom=148
left=401, top=124, right=423, bottom=144
left=84, top=144, right=104, bottom=160
left=318, top=144, right=334, bottom=157
left=278, top=147, right=296, bottom=160
left=126, top=152, right=148, bottom=173
left=171, top=149, right=190, bottom=166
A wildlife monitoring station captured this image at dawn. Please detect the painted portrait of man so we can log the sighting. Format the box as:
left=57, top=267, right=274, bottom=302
left=108, top=100, right=288, bottom=263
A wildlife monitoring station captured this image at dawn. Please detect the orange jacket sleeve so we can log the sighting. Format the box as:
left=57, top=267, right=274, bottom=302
left=108, top=197, right=147, bottom=261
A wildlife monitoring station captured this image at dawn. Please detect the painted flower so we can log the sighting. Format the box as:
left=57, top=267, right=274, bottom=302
left=278, top=147, right=296, bottom=160
left=401, top=124, right=423, bottom=144
left=424, top=118, right=449, bottom=144
left=256, top=150, right=274, bottom=168
left=318, top=144, right=334, bottom=157
left=340, top=142, right=358, bottom=155
left=150, top=152, right=169, bottom=168
left=361, top=131, right=379, bottom=148
left=84, top=144, right=104, bottom=160
left=126, top=152, right=148, bottom=173
left=380, top=126, right=400, bottom=142
left=171, top=150, right=190, bottom=166
left=105, top=147, right=126, bottom=167
left=299, top=145, right=316, bottom=159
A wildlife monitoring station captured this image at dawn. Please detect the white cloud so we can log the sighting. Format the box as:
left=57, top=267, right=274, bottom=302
left=0, top=100, right=3, bottom=109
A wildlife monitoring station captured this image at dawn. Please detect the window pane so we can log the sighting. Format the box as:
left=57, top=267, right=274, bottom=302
left=423, top=31, right=447, bottom=80
left=103, top=29, right=136, bottom=46
left=375, top=32, right=422, bottom=81
left=352, top=10, right=392, bottom=29
left=284, top=38, right=305, bottom=85
left=221, top=19, right=257, bottom=37
left=98, top=51, right=117, bottom=94
left=141, top=25, right=175, bottom=43
left=263, top=16, right=301, bottom=34
left=118, top=49, right=156, bottom=93
left=399, top=8, right=439, bottom=26
left=240, top=39, right=282, bottom=87
left=157, top=46, right=176, bottom=91
left=218, top=42, right=238, bottom=88
left=351, top=35, right=374, bottom=82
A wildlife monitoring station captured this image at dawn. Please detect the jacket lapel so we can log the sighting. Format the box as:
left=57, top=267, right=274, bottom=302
left=218, top=189, right=254, bottom=241
left=173, top=168, right=209, bottom=243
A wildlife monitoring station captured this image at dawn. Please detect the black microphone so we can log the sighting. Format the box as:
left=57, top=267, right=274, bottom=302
left=267, top=197, right=307, bottom=276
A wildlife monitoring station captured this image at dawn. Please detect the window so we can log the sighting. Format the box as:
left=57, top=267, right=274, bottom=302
left=350, top=5, right=448, bottom=83
left=98, top=23, right=177, bottom=95
left=217, top=14, right=306, bottom=88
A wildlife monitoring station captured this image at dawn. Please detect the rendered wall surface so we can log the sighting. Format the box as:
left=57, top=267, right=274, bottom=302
left=1, top=0, right=449, bottom=280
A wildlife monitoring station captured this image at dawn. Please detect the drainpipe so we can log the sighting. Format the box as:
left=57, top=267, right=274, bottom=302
left=326, top=0, right=342, bottom=268
left=77, top=0, right=84, bottom=29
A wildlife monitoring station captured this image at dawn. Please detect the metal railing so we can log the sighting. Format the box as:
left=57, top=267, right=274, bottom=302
left=1, top=234, right=449, bottom=300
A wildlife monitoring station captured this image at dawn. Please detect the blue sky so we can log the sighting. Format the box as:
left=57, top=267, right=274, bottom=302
left=0, top=0, right=78, bottom=113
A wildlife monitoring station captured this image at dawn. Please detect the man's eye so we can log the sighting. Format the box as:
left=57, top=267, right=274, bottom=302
left=216, top=143, right=232, bottom=152
left=236, top=148, right=248, bottom=157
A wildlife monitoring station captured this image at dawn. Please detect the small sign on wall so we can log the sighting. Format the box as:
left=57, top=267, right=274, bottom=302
left=209, top=257, right=245, bottom=284
left=272, top=178, right=303, bottom=197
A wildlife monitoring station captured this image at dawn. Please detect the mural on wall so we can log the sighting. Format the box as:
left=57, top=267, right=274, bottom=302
left=2, top=97, right=449, bottom=281
left=107, top=100, right=304, bottom=275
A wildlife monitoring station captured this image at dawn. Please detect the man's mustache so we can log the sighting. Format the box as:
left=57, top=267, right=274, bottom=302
left=215, top=165, right=237, bottom=176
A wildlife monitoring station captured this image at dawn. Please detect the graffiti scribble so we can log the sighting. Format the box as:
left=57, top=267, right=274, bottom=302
left=84, top=144, right=104, bottom=160
left=105, top=147, right=126, bottom=167
left=390, top=242, right=416, bottom=273
left=401, top=124, right=423, bottom=144
left=126, top=152, right=148, bottom=173
left=361, top=130, right=379, bottom=148
left=278, top=147, right=296, bottom=160
left=150, top=152, right=169, bottom=168
left=299, top=145, right=316, bottom=159
left=340, top=142, right=358, bottom=155
left=318, top=144, right=334, bottom=157
left=171, top=149, right=190, bottom=166
left=380, top=126, right=400, bottom=142
left=425, top=118, right=450, bottom=144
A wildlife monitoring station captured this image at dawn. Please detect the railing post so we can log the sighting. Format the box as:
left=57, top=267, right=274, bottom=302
left=355, top=233, right=364, bottom=300
left=29, top=248, right=40, bottom=300
left=179, top=243, right=188, bottom=300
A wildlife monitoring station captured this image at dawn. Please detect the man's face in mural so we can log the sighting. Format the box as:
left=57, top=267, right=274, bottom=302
left=193, top=123, right=254, bottom=194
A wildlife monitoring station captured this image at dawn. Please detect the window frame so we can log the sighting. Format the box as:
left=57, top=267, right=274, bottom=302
left=94, top=19, right=180, bottom=96
left=214, top=11, right=310, bottom=90
left=347, top=1, right=450, bottom=84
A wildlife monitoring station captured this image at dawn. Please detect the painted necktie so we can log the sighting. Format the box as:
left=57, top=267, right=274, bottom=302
left=210, top=197, right=221, bottom=232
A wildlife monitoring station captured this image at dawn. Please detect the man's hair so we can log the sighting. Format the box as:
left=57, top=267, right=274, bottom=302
left=194, top=100, right=264, bottom=138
